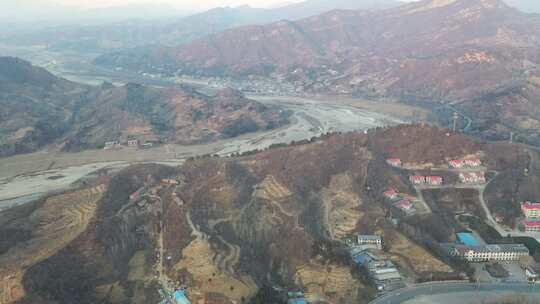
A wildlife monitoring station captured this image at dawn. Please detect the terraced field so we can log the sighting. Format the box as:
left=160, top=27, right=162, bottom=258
left=0, top=185, right=106, bottom=303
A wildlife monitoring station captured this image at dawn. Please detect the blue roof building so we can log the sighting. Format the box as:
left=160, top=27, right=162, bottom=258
left=173, top=289, right=191, bottom=304
left=457, top=232, right=480, bottom=246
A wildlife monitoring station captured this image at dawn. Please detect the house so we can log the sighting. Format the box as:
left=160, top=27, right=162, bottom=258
left=356, top=235, right=383, bottom=250
left=449, top=158, right=482, bottom=168
left=141, top=142, right=154, bottom=149
left=526, top=264, right=540, bottom=281
left=383, top=188, right=399, bottom=200
left=522, top=201, right=540, bottom=218
left=459, top=172, right=486, bottom=184
left=464, top=158, right=482, bottom=168
left=127, top=139, right=139, bottom=147
left=448, top=159, right=465, bottom=169
left=351, top=250, right=403, bottom=292
left=522, top=219, right=540, bottom=232
left=449, top=244, right=529, bottom=262
left=409, top=175, right=425, bottom=185
left=393, top=199, right=415, bottom=214
left=386, top=158, right=402, bottom=167
left=425, top=176, right=443, bottom=186
left=104, top=140, right=120, bottom=150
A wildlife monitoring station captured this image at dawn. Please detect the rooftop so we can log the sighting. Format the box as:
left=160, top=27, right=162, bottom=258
left=457, top=244, right=529, bottom=254
left=522, top=201, right=540, bottom=210
left=457, top=232, right=481, bottom=246
left=523, top=219, right=540, bottom=227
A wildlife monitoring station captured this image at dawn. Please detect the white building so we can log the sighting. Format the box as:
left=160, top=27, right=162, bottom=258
left=357, top=235, right=383, bottom=250
left=450, top=244, right=529, bottom=262
left=127, top=139, right=139, bottom=147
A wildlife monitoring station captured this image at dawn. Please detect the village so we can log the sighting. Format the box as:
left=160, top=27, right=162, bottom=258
left=379, top=155, right=540, bottom=287
left=103, top=149, right=540, bottom=304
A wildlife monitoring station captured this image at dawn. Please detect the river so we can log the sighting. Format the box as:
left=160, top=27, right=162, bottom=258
left=0, top=46, right=405, bottom=210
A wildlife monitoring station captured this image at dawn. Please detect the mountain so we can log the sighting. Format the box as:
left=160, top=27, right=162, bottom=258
left=97, top=0, right=540, bottom=146
left=3, top=124, right=538, bottom=303
left=0, top=57, right=289, bottom=157
left=2, top=0, right=400, bottom=54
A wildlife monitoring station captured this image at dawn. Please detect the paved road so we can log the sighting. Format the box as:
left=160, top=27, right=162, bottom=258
left=370, top=282, right=540, bottom=304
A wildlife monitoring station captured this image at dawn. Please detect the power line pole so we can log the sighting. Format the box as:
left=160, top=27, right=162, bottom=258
left=510, top=132, right=514, bottom=144
left=453, top=112, right=459, bottom=133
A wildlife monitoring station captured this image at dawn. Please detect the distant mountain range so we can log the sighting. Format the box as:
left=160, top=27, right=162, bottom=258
left=0, top=57, right=289, bottom=157
left=96, top=0, right=540, bottom=146
left=2, top=0, right=400, bottom=54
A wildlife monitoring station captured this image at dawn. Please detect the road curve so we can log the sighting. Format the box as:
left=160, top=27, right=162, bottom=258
left=369, top=282, right=540, bottom=304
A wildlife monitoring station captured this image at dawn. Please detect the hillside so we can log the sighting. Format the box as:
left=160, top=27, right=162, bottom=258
left=0, top=57, right=289, bottom=157
left=96, top=0, right=540, bottom=146
left=5, top=124, right=530, bottom=303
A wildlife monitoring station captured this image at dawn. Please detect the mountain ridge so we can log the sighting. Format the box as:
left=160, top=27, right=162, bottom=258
left=0, top=57, right=289, bottom=157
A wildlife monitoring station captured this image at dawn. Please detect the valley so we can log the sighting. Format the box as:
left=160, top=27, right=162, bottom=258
left=2, top=1, right=540, bottom=304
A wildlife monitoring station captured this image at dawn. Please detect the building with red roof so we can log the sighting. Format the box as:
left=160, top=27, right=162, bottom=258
left=522, top=219, right=540, bottom=233
left=386, top=158, right=402, bottom=167
left=393, top=199, right=415, bottom=214
left=448, top=159, right=465, bottom=169
left=383, top=188, right=399, bottom=200
left=522, top=201, right=540, bottom=218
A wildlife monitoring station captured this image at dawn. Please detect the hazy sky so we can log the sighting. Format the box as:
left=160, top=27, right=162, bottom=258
left=52, top=0, right=305, bottom=10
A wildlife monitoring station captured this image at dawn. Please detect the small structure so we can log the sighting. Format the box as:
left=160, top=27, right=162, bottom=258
left=448, top=159, right=465, bottom=169
left=526, top=264, right=540, bottom=281
left=449, top=158, right=482, bottom=168
left=522, top=219, right=540, bottom=233
left=383, top=188, right=400, bottom=200
left=522, top=201, right=540, bottom=218
left=409, top=175, right=425, bottom=185
left=464, top=158, right=482, bottom=168
left=173, top=289, right=191, bottom=304
left=127, top=139, right=139, bottom=147
left=459, top=172, right=486, bottom=184
left=141, top=142, right=154, bottom=149
left=161, top=179, right=180, bottom=185
left=456, top=232, right=481, bottom=246
left=351, top=249, right=403, bottom=292
left=104, top=140, right=121, bottom=150
left=386, top=158, right=402, bottom=167
left=356, top=235, right=383, bottom=250
left=393, top=199, right=415, bottom=215
left=425, top=176, right=443, bottom=186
